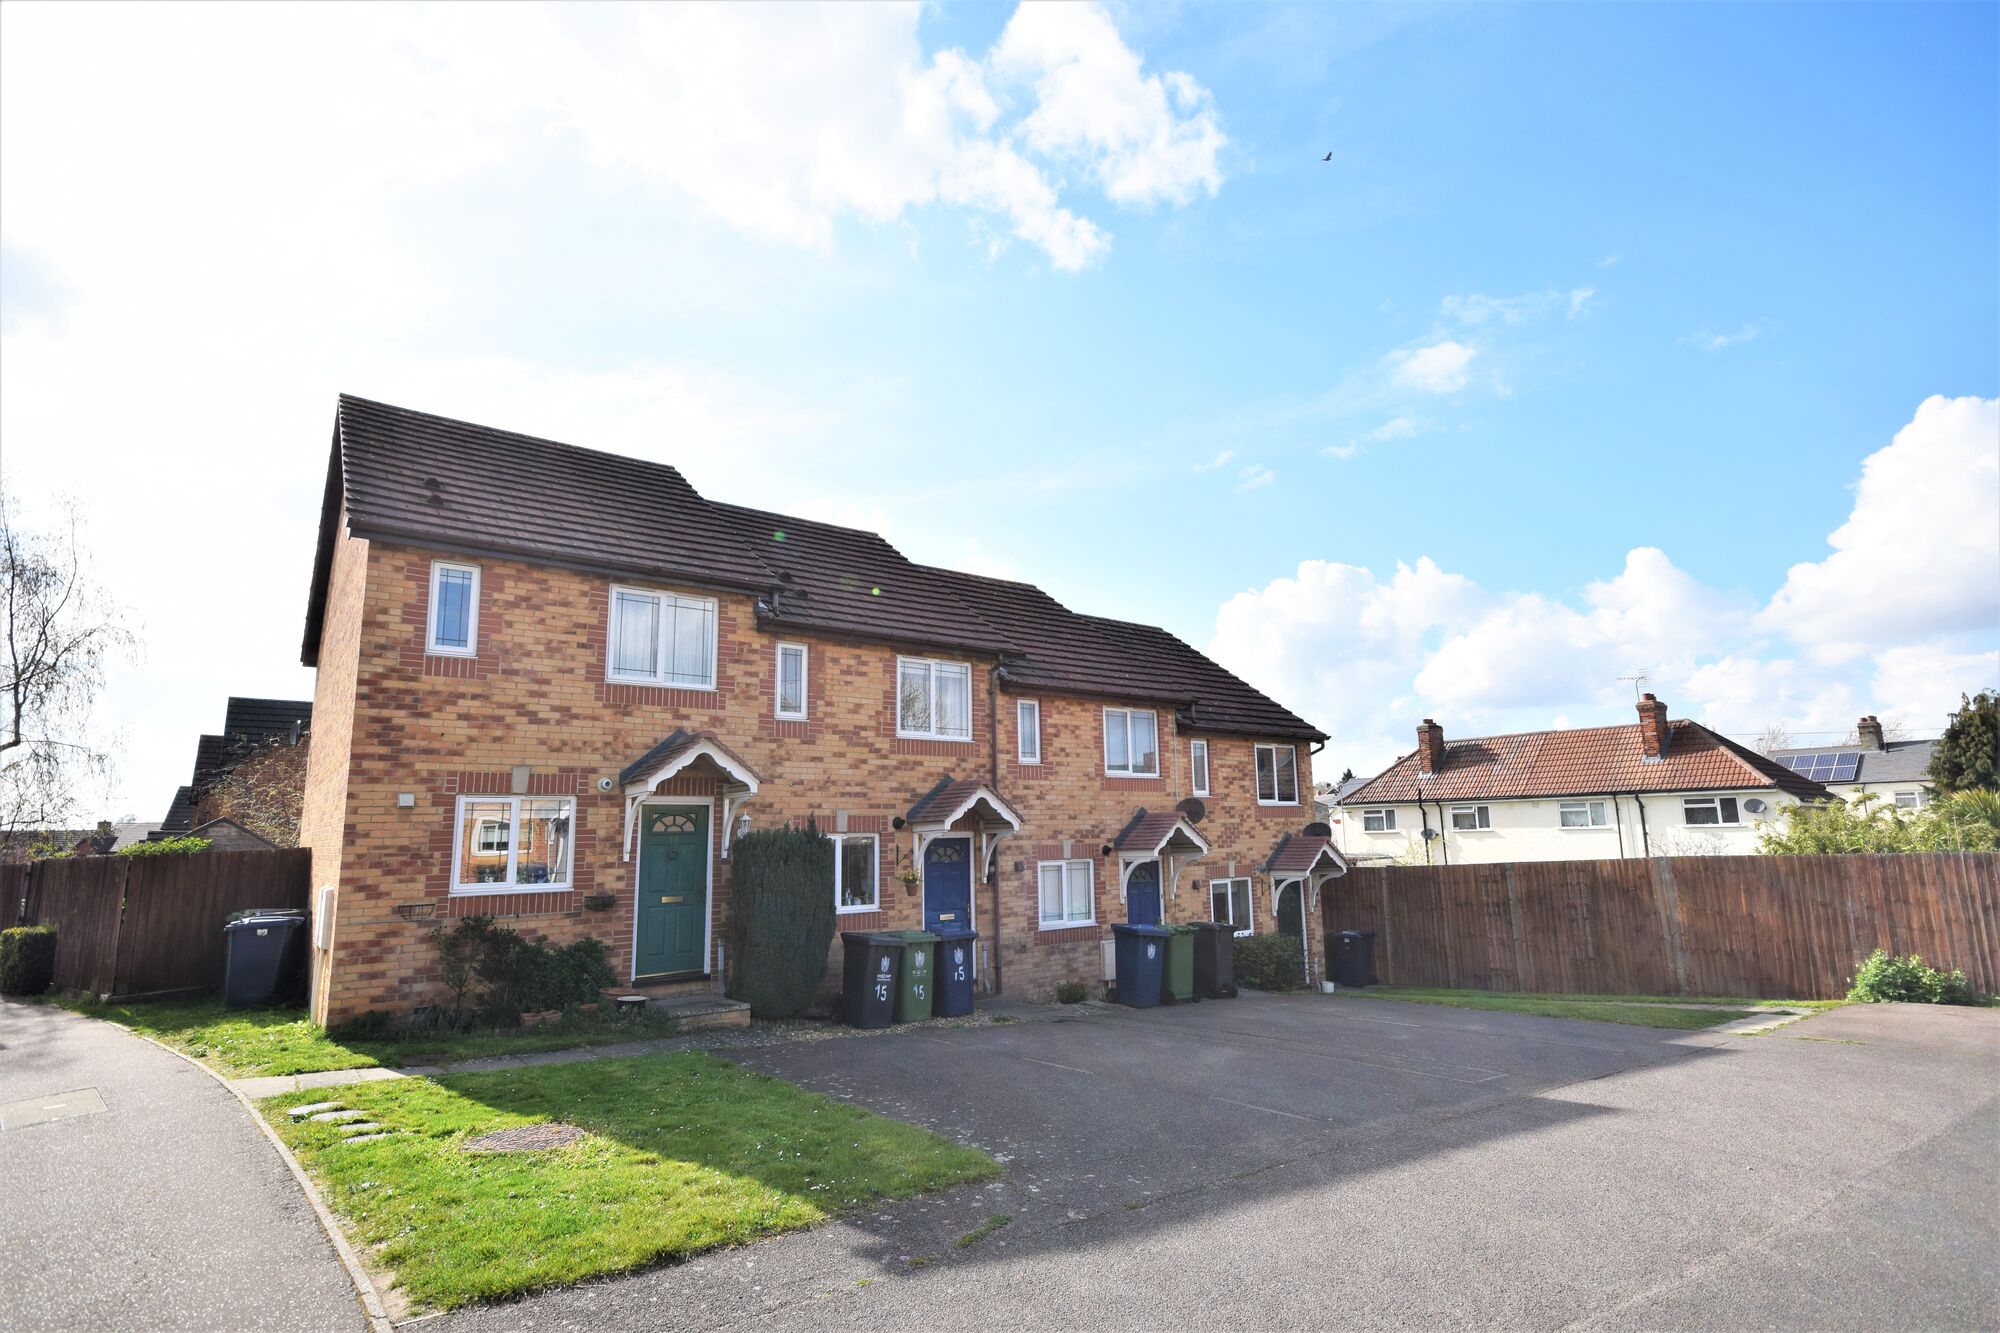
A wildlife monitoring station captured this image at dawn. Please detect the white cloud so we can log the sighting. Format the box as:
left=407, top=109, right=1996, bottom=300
left=1870, top=644, right=2000, bottom=731
left=1440, top=287, right=1594, bottom=326
left=1387, top=339, right=1475, bottom=394
left=1689, top=322, right=1767, bottom=351
left=1761, top=395, right=2000, bottom=663
left=1235, top=463, right=1276, bottom=491
left=1325, top=415, right=1424, bottom=460
left=1196, top=448, right=1235, bottom=471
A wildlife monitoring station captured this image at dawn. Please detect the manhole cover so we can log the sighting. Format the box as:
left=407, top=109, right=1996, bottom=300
left=462, top=1123, right=586, bottom=1153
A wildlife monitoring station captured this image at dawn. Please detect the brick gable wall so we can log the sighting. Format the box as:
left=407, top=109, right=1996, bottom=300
left=307, top=539, right=1318, bottom=1024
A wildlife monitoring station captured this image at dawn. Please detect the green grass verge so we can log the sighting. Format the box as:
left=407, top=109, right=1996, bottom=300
left=264, top=1052, right=998, bottom=1310
left=1332, top=987, right=1781, bottom=1029
left=51, top=994, right=680, bottom=1077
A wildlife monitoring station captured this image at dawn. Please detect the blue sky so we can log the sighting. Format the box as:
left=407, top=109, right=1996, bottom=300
left=1, top=1, right=1994, bottom=818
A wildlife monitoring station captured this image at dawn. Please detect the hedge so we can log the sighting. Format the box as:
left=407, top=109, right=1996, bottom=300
left=1233, top=932, right=1306, bottom=992
left=726, top=821, right=836, bottom=1018
left=0, top=926, right=58, bottom=996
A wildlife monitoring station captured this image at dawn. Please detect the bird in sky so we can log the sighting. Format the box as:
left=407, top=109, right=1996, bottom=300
left=1322, top=151, right=1333, bottom=161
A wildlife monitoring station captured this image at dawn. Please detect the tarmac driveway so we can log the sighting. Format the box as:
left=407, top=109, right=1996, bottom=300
left=437, top=992, right=1999, bottom=1333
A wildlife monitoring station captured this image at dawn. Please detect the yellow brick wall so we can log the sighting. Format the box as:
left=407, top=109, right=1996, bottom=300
left=309, top=537, right=1322, bottom=1023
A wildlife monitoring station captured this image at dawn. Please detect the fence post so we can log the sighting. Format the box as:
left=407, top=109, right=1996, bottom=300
left=1503, top=863, right=1528, bottom=991
left=104, top=857, right=134, bottom=999
left=1377, top=874, right=1395, bottom=984
left=1649, top=857, right=1690, bottom=995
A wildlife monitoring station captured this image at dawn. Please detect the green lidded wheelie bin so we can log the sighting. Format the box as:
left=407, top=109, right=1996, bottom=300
left=883, top=929, right=938, bottom=1023
left=1162, top=924, right=1198, bottom=1004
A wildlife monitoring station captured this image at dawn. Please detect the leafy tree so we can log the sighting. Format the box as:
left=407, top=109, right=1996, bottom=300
left=1928, top=690, right=1998, bottom=792
left=1, top=492, right=134, bottom=839
left=1758, top=790, right=1998, bottom=855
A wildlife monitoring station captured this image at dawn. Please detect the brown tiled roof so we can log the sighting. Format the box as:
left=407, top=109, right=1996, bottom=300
left=1342, top=720, right=1834, bottom=804
left=1112, top=808, right=1208, bottom=855
left=620, top=729, right=763, bottom=789
left=300, top=396, right=1323, bottom=743
left=1262, top=832, right=1346, bottom=875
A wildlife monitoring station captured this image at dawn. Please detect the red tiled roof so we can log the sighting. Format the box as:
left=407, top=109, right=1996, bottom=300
left=905, top=776, right=1021, bottom=830
left=1342, top=720, right=1834, bottom=804
left=1262, top=832, right=1346, bottom=875
left=619, top=729, right=763, bottom=790
left=1111, top=808, right=1208, bottom=855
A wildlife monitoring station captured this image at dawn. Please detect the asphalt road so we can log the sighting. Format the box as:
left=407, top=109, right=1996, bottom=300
left=433, top=993, right=2000, bottom=1332
left=0, top=999, right=365, bottom=1333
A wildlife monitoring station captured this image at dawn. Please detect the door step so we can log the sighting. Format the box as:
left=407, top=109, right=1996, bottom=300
left=648, top=994, right=752, bottom=1031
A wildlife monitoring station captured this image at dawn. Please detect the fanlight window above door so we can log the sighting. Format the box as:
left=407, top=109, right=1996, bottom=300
left=650, top=812, right=699, bottom=835
left=927, top=841, right=966, bottom=864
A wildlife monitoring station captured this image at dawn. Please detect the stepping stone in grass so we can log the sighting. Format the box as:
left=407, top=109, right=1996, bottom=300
left=462, top=1123, right=587, bottom=1153
left=336, top=1122, right=386, bottom=1135
left=342, top=1133, right=393, bottom=1144
left=288, top=1102, right=345, bottom=1118
left=309, top=1109, right=369, bottom=1123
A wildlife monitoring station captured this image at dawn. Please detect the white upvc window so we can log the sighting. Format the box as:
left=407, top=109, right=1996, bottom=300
left=607, top=586, right=718, bottom=689
left=1450, top=804, right=1491, bottom=831
left=1037, top=859, right=1095, bottom=929
left=897, top=657, right=973, bottom=740
left=1362, top=808, right=1397, bottom=833
left=426, top=560, right=480, bottom=657
left=1210, top=876, right=1254, bottom=936
left=451, top=795, right=574, bottom=893
left=1255, top=744, right=1299, bottom=805
left=775, top=642, right=807, bottom=719
left=1190, top=739, right=1210, bottom=797
left=1017, top=699, right=1041, bottom=764
left=1893, top=790, right=1925, bottom=811
left=1559, top=800, right=1610, bottom=828
left=1102, top=707, right=1160, bottom=776
left=1683, top=796, right=1741, bottom=826
left=832, top=832, right=878, bottom=913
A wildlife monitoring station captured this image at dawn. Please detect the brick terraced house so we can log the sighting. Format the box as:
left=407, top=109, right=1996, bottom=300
left=299, top=397, right=1341, bottom=1026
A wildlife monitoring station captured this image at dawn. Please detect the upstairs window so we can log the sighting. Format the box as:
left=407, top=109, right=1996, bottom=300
left=453, top=795, right=573, bottom=892
left=1255, top=744, right=1299, bottom=805
left=1559, top=800, right=1609, bottom=828
left=775, top=642, right=807, bottom=719
left=1450, top=804, right=1491, bottom=831
left=427, top=561, right=479, bottom=657
left=608, top=586, right=717, bottom=689
left=1362, top=808, right=1396, bottom=832
left=1190, top=739, right=1210, bottom=796
left=1683, top=796, right=1740, bottom=826
left=1017, top=699, right=1041, bottom=763
left=1210, top=876, right=1253, bottom=937
left=1037, top=859, right=1095, bottom=929
left=1103, top=707, right=1160, bottom=776
left=1893, top=790, right=1925, bottom=811
left=898, top=657, right=971, bottom=740
left=832, top=833, right=878, bottom=913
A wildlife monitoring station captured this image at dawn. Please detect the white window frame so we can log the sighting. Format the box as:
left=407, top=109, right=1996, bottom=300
left=1558, top=800, right=1610, bottom=829
left=1190, top=739, right=1210, bottom=797
left=896, top=656, right=974, bottom=741
left=1362, top=808, right=1397, bottom=833
left=1017, top=699, right=1041, bottom=764
left=1210, top=876, right=1254, bottom=937
left=1254, top=743, right=1300, bottom=806
left=449, top=794, right=575, bottom=895
left=605, top=585, right=719, bottom=691
left=1450, top=804, right=1491, bottom=831
left=774, top=642, right=808, bottom=719
left=426, top=560, right=480, bottom=658
left=1682, top=795, right=1741, bottom=826
left=1893, top=790, right=1924, bottom=811
left=832, top=832, right=879, bottom=914
left=1037, top=859, right=1096, bottom=930
left=1101, top=707, right=1160, bottom=777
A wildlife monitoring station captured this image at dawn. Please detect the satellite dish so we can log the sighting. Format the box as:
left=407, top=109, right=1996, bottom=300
left=1175, top=797, right=1207, bottom=824
left=1743, top=797, right=1768, bottom=815
left=1303, top=821, right=1332, bottom=838
left=1421, top=827, right=1439, bottom=842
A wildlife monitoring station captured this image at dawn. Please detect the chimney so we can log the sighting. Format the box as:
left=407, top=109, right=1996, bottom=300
left=1416, top=719, right=1446, bottom=776
left=1636, top=693, right=1668, bottom=760
left=1856, top=715, right=1884, bottom=751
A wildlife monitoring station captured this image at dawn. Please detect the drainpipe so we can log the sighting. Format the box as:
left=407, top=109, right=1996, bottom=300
left=1612, top=795, right=1627, bottom=859
left=986, top=662, right=1004, bottom=996
left=1633, top=794, right=1651, bottom=857
left=1433, top=801, right=1451, bottom=865
left=1417, top=789, right=1435, bottom=865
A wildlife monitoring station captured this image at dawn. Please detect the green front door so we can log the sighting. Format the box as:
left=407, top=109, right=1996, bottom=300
left=636, top=806, right=708, bottom=978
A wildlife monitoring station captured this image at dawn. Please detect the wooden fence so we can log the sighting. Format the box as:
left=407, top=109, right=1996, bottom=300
left=1323, top=853, right=2000, bottom=1001
left=4, top=849, right=311, bottom=997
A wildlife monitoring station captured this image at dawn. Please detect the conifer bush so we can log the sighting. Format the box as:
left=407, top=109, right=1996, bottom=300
left=0, top=926, right=58, bottom=996
left=726, top=821, right=836, bottom=1018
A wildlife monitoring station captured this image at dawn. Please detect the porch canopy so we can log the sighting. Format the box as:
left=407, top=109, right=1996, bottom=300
left=905, top=775, right=1022, bottom=882
left=619, top=728, right=763, bottom=861
left=1261, top=830, right=1349, bottom=914
left=1112, top=807, right=1211, bottom=899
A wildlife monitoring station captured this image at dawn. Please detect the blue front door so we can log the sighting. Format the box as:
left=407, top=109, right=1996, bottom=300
left=1126, top=860, right=1162, bottom=925
left=923, top=837, right=971, bottom=933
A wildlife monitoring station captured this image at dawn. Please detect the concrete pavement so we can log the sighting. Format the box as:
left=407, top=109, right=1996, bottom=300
left=430, top=994, right=1999, bottom=1332
left=0, top=999, right=366, bottom=1333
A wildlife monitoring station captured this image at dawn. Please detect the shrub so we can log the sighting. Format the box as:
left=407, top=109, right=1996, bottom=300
left=1233, top=932, right=1307, bottom=992
left=1054, top=980, right=1087, bottom=1005
left=1848, top=949, right=1979, bottom=1005
left=0, top=926, right=58, bottom=996
left=726, top=822, right=836, bottom=1018
left=117, top=835, right=213, bottom=858
left=428, top=918, right=614, bottom=1026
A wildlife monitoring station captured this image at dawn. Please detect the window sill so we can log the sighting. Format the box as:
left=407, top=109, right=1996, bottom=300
left=836, top=905, right=882, bottom=916
left=898, top=732, right=974, bottom=743
left=776, top=712, right=808, bottom=722
left=425, top=646, right=477, bottom=659
left=1256, top=799, right=1301, bottom=808
left=450, top=885, right=573, bottom=897
left=1018, top=757, right=1042, bottom=766
left=1103, top=770, right=1163, bottom=780
left=1038, top=919, right=1096, bottom=932
left=607, top=675, right=718, bottom=692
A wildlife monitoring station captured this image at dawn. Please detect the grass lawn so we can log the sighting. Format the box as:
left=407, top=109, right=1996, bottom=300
left=1331, top=987, right=1833, bottom=1029
left=52, top=994, right=680, bottom=1077
left=264, top=1052, right=998, bottom=1310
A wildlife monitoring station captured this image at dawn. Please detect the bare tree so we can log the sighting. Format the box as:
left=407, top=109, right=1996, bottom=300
left=1, top=492, right=134, bottom=838
left=1754, top=722, right=1795, bottom=755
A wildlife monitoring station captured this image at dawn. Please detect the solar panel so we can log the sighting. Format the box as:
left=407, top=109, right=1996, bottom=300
left=1784, top=752, right=1859, bottom=782
left=1829, top=754, right=1860, bottom=782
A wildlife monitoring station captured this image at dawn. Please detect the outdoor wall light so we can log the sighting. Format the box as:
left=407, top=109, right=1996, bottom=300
left=735, top=812, right=752, bottom=840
